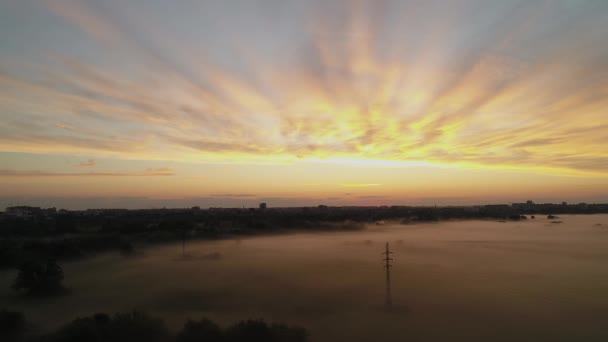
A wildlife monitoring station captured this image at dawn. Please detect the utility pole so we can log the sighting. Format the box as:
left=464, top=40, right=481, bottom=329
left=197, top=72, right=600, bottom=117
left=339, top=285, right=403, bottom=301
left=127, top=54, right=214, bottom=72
left=382, top=242, right=393, bottom=308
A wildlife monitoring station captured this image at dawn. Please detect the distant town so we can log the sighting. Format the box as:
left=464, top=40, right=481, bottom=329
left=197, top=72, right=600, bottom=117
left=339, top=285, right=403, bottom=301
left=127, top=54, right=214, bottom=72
left=3, top=200, right=608, bottom=220
left=2, top=200, right=607, bottom=270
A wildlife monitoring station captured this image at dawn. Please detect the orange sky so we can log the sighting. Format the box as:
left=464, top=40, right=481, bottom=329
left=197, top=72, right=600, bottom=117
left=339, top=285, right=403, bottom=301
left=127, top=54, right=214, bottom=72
left=1, top=0, right=608, bottom=208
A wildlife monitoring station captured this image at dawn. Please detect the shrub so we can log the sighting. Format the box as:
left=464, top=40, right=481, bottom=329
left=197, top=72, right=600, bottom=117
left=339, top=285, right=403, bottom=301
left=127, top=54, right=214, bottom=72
left=177, top=318, right=224, bottom=342
left=12, top=259, right=64, bottom=295
left=45, top=311, right=170, bottom=342
left=225, top=319, right=307, bottom=342
left=226, top=319, right=274, bottom=342
left=0, top=309, right=26, bottom=341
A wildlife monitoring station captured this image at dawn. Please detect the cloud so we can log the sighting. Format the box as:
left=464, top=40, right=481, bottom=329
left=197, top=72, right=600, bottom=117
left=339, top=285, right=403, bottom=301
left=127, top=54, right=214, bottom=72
left=341, top=184, right=382, bottom=187
left=143, top=168, right=175, bottom=175
left=78, top=159, right=96, bottom=167
left=44, top=0, right=124, bottom=47
left=0, top=1, right=607, bottom=175
left=0, top=168, right=175, bottom=177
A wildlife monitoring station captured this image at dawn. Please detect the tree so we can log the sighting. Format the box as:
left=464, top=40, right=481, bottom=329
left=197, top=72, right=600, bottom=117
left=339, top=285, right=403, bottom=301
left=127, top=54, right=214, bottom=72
left=177, top=318, right=224, bottom=342
left=119, top=240, right=135, bottom=257
left=45, top=311, right=170, bottom=342
left=0, top=310, right=26, bottom=341
left=226, top=320, right=274, bottom=342
left=225, top=319, right=307, bottom=342
left=12, top=259, right=64, bottom=295
left=269, top=323, right=307, bottom=342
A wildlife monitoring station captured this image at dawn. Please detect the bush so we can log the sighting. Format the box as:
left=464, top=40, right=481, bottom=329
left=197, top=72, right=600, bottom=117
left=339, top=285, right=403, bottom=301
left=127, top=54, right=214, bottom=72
left=45, top=311, right=170, bottom=342
left=0, top=309, right=26, bottom=341
left=12, top=259, right=64, bottom=295
left=0, top=241, right=19, bottom=269
left=119, top=240, right=135, bottom=256
left=34, top=312, right=307, bottom=342
left=226, top=319, right=274, bottom=342
left=225, top=319, right=307, bottom=342
left=268, top=323, right=308, bottom=342
left=177, top=318, right=224, bottom=342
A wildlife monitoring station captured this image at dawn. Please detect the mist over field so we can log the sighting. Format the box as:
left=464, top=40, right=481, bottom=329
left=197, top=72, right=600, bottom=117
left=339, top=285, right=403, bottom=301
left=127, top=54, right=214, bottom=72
left=2, top=215, right=608, bottom=341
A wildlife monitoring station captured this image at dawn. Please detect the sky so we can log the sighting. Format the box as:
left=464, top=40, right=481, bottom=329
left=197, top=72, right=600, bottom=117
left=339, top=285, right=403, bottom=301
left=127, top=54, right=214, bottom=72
left=1, top=0, right=608, bottom=209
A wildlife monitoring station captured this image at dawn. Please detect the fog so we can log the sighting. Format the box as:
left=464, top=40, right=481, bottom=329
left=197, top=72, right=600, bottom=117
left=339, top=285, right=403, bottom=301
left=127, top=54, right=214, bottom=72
left=3, top=215, right=608, bottom=341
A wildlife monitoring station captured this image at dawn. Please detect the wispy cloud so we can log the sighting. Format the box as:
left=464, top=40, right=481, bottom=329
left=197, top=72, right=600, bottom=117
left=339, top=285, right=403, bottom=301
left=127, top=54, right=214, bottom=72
left=210, top=194, right=257, bottom=198
left=359, top=195, right=387, bottom=199
left=0, top=168, right=175, bottom=177
left=0, top=1, right=607, bottom=176
left=77, top=159, right=96, bottom=167
left=341, top=183, right=382, bottom=187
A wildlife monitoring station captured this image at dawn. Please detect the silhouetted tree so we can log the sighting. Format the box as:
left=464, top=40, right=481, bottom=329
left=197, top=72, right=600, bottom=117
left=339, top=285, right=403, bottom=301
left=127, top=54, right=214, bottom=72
left=269, top=323, right=307, bottom=342
left=0, top=309, right=26, bottom=341
left=177, top=318, right=224, bottom=342
left=225, top=319, right=307, bottom=342
left=12, top=259, right=64, bottom=295
left=44, top=311, right=170, bottom=342
left=119, top=240, right=135, bottom=257
left=226, top=320, right=274, bottom=342
left=0, top=241, right=19, bottom=269
left=32, top=311, right=307, bottom=342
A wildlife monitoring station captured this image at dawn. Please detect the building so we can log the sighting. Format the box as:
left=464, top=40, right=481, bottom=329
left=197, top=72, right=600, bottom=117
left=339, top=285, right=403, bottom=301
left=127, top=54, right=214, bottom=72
left=4, top=206, right=55, bottom=218
left=259, top=203, right=267, bottom=210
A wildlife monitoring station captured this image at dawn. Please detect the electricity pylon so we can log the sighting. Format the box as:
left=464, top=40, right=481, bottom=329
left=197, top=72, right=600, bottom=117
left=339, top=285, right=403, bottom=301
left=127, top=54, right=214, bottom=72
left=382, top=242, right=393, bottom=308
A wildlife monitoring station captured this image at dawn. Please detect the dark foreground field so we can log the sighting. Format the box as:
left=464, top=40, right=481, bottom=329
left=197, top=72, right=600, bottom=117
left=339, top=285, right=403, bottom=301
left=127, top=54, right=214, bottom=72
left=3, top=215, right=608, bottom=341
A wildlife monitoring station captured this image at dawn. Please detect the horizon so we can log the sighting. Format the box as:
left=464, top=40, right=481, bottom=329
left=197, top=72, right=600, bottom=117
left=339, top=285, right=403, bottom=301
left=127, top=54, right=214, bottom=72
left=2, top=197, right=605, bottom=212
left=2, top=1, right=608, bottom=206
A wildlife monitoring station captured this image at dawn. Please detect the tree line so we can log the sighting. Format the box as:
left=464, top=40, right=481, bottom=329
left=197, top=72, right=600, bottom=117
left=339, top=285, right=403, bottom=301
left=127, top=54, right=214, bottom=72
left=1, top=309, right=307, bottom=342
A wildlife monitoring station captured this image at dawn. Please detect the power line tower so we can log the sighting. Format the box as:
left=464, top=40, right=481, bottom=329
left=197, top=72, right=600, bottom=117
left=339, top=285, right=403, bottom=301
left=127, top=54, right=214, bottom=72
left=382, top=242, right=393, bottom=308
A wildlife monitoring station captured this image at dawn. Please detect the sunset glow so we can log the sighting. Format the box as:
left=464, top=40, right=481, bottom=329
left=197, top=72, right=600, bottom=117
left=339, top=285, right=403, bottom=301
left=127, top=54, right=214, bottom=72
left=1, top=0, right=608, bottom=208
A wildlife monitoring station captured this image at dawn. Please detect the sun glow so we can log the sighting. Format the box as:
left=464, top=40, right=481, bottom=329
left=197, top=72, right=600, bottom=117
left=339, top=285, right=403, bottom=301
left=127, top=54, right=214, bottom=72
left=1, top=0, right=608, bottom=205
